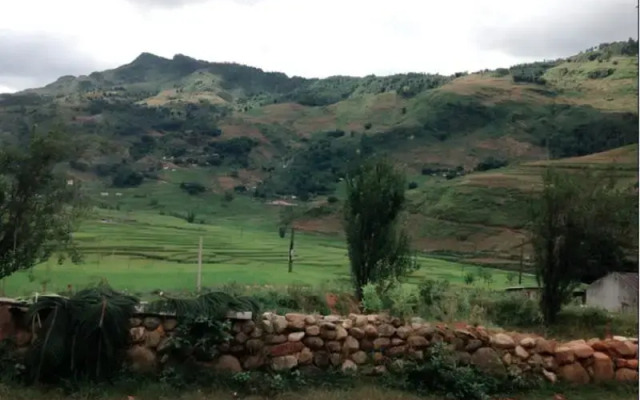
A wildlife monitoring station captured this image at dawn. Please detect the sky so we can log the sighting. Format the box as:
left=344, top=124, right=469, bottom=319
left=0, top=0, right=637, bottom=93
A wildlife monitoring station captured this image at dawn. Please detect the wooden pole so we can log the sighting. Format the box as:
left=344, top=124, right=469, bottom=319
left=197, top=236, right=203, bottom=293
left=288, top=228, right=295, bottom=273
left=519, top=239, right=524, bottom=285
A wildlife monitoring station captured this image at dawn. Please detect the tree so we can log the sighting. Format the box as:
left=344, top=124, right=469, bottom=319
left=0, top=131, right=86, bottom=279
left=529, top=168, right=636, bottom=324
left=343, top=158, right=416, bottom=300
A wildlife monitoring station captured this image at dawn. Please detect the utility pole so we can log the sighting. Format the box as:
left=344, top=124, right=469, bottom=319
left=519, top=239, right=524, bottom=285
left=197, top=236, right=203, bottom=293
left=288, top=227, right=295, bottom=273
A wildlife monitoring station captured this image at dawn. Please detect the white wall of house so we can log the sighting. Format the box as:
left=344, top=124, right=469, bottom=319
left=586, top=274, right=637, bottom=313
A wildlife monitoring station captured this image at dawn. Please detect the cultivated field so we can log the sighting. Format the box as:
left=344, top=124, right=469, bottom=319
left=1, top=207, right=536, bottom=298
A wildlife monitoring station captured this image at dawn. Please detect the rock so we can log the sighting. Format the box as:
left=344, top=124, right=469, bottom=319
left=266, top=334, right=287, bottom=344
left=246, top=339, right=264, bottom=353
left=321, top=327, right=337, bottom=340
left=396, top=326, right=411, bottom=339
left=271, top=341, right=305, bottom=357
left=349, top=327, right=365, bottom=339
left=491, top=333, right=515, bottom=349
left=298, top=347, right=313, bottom=365
left=303, top=337, right=324, bottom=350
left=262, top=320, right=274, bottom=334
left=558, top=362, right=590, bottom=384
left=305, top=315, right=317, bottom=325
left=325, top=315, right=340, bottom=323
left=613, top=335, right=628, bottom=342
left=214, top=355, right=242, bottom=374
left=592, top=352, right=614, bottom=382
left=285, top=312, right=306, bottom=322
left=455, top=329, right=476, bottom=340
left=386, top=346, right=407, bottom=357
left=360, top=339, right=374, bottom=351
left=554, top=346, right=575, bottom=365
left=342, top=319, right=353, bottom=330
left=378, top=324, right=396, bottom=337
left=130, top=327, right=146, bottom=343
left=391, top=338, right=405, bottom=346
left=591, top=340, right=608, bottom=352
left=329, top=353, right=342, bottom=366
left=566, top=339, right=587, bottom=347
left=243, top=355, right=264, bottom=370
left=127, top=345, right=157, bottom=373
left=503, top=353, right=512, bottom=365
left=407, top=335, right=429, bottom=349
left=367, top=314, right=378, bottom=323
left=272, top=355, right=298, bottom=371
left=455, top=351, right=471, bottom=365
left=313, top=351, right=330, bottom=367
left=352, top=350, right=368, bottom=364
left=273, top=316, right=288, bottom=333
left=452, top=338, right=465, bottom=351
left=615, top=368, right=638, bottom=382
left=341, top=359, right=357, bottom=372
left=305, top=325, right=320, bottom=336
left=520, top=337, right=536, bottom=348
left=241, top=320, right=256, bottom=334
left=543, top=356, right=558, bottom=371
left=364, top=324, right=378, bottom=337
left=234, top=332, right=249, bottom=344
left=542, top=369, right=557, bottom=383
left=627, top=359, right=639, bottom=369
left=288, top=332, right=305, bottom=342
left=251, top=327, right=263, bottom=338
left=609, top=340, right=636, bottom=357
left=343, top=336, right=359, bottom=353
left=129, top=317, right=142, bottom=328
left=335, top=326, right=348, bottom=340
left=572, top=343, right=594, bottom=359
left=145, top=330, right=163, bottom=348
left=373, top=352, right=385, bottom=365
left=470, top=347, right=506, bottom=377
left=373, top=338, right=391, bottom=350
left=515, top=345, right=530, bottom=360
left=528, top=353, right=544, bottom=367
left=535, top=338, right=556, bottom=354
left=465, top=339, right=483, bottom=352
left=288, top=319, right=306, bottom=331
left=354, top=315, right=368, bottom=327
left=373, top=365, right=387, bottom=375
left=143, top=317, right=161, bottom=331
left=326, top=341, right=342, bottom=353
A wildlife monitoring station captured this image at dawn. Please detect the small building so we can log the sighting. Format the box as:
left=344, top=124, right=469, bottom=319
left=505, top=286, right=586, bottom=304
left=586, top=272, right=639, bottom=313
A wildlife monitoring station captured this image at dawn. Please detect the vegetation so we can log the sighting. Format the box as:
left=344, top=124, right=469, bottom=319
left=0, top=131, right=85, bottom=279
left=529, top=168, right=637, bottom=324
left=343, top=158, right=416, bottom=300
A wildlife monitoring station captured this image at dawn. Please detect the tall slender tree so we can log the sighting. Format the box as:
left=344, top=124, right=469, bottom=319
left=343, top=158, right=415, bottom=300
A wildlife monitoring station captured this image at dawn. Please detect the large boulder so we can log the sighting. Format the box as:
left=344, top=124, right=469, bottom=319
left=615, top=368, right=639, bottom=382
left=554, top=346, right=575, bottom=365
left=214, top=355, right=242, bottom=373
left=491, top=333, right=515, bottom=350
left=557, top=362, right=590, bottom=384
left=343, top=336, right=359, bottom=353
left=470, top=347, right=506, bottom=377
left=127, top=345, right=158, bottom=373
left=592, top=352, right=614, bottom=382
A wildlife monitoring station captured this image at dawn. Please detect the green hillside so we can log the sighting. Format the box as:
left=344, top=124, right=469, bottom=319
left=0, top=39, right=637, bottom=267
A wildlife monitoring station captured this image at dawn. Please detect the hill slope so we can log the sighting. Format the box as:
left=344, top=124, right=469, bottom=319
left=0, top=40, right=637, bottom=266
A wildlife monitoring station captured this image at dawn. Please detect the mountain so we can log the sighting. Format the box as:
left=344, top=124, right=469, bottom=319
left=0, top=39, right=637, bottom=268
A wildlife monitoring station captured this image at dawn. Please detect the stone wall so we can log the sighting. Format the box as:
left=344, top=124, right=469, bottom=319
left=1, top=302, right=638, bottom=385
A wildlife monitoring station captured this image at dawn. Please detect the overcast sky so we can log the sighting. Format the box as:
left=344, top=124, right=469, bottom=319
left=0, top=0, right=637, bottom=93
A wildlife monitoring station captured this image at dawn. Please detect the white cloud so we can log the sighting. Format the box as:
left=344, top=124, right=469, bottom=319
left=0, top=0, right=636, bottom=90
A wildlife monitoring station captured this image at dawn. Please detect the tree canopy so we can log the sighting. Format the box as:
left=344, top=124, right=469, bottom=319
left=0, top=131, right=86, bottom=279
left=528, top=168, right=637, bottom=324
left=343, top=158, right=416, bottom=300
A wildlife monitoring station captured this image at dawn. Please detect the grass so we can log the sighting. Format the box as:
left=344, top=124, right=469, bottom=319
left=0, top=382, right=636, bottom=400
left=1, top=207, right=536, bottom=298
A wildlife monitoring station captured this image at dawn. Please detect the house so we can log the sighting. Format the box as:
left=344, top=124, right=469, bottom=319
left=586, top=272, right=639, bottom=313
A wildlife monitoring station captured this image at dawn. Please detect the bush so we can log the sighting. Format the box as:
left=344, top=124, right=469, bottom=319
left=112, top=165, right=144, bottom=187
left=408, top=181, right=418, bottom=190
left=223, top=191, right=234, bottom=202
left=484, top=294, right=542, bottom=328
left=361, top=283, right=383, bottom=312
left=327, top=195, right=339, bottom=204
left=475, top=157, right=508, bottom=171
left=386, top=283, right=420, bottom=318
left=185, top=211, right=196, bottom=223
left=179, top=182, right=206, bottom=195
left=364, top=122, right=372, bottom=130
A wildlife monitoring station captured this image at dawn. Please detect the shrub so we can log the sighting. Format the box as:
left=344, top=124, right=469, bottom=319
left=408, top=181, right=418, bottom=190
left=327, top=195, right=339, bottom=204
left=223, top=191, right=234, bottom=202
left=387, top=283, right=420, bottom=318
left=484, top=294, right=542, bottom=328
left=475, top=157, right=508, bottom=171
left=364, top=122, right=372, bottom=130
left=361, top=283, right=383, bottom=312
left=464, top=272, right=475, bottom=285
left=180, top=182, right=206, bottom=195
left=185, top=211, right=196, bottom=223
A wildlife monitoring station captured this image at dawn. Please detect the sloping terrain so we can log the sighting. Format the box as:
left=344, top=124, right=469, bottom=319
left=0, top=40, right=637, bottom=266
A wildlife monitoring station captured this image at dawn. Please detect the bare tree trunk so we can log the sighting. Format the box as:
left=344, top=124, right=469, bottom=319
left=288, top=228, right=295, bottom=273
